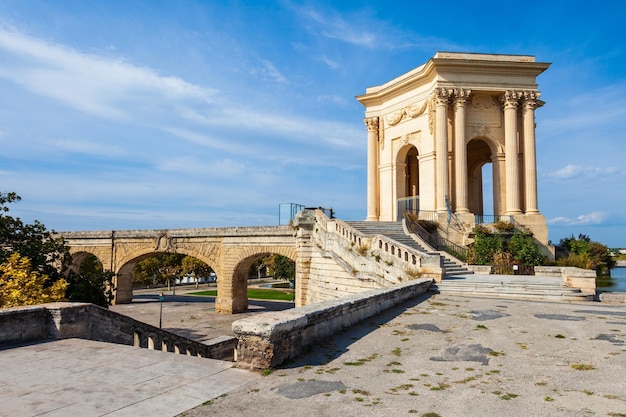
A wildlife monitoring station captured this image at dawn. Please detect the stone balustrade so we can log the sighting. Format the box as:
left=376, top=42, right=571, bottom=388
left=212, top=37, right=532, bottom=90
left=232, top=278, right=433, bottom=370
left=0, top=303, right=236, bottom=360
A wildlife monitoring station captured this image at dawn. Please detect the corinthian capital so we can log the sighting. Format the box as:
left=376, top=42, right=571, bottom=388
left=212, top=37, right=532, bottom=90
left=502, top=90, right=522, bottom=109
left=364, top=116, right=379, bottom=132
left=453, top=88, right=472, bottom=106
left=522, top=90, right=541, bottom=109
left=434, top=87, right=453, bottom=105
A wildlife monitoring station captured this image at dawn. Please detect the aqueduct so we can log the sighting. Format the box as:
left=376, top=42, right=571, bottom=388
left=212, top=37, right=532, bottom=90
left=61, top=225, right=297, bottom=313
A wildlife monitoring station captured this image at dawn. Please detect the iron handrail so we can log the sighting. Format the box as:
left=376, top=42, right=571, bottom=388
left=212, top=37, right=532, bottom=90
left=475, top=214, right=513, bottom=225
left=407, top=217, right=468, bottom=262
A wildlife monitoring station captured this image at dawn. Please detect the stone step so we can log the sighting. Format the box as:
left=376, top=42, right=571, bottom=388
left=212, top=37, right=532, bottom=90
left=345, top=220, right=473, bottom=278
left=430, top=275, right=593, bottom=301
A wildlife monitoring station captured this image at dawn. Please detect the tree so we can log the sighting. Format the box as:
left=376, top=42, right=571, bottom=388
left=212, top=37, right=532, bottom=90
left=262, top=254, right=295, bottom=281
left=0, top=254, right=67, bottom=308
left=0, top=192, right=71, bottom=283
left=467, top=226, right=503, bottom=265
left=64, top=254, right=115, bottom=308
left=508, top=230, right=545, bottom=266
left=181, top=256, right=213, bottom=278
left=132, top=253, right=185, bottom=289
left=467, top=225, right=544, bottom=267
left=557, top=234, right=615, bottom=274
left=0, top=192, right=115, bottom=307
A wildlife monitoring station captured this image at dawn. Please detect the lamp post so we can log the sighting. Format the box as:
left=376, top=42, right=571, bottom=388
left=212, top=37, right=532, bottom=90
left=159, top=292, right=164, bottom=329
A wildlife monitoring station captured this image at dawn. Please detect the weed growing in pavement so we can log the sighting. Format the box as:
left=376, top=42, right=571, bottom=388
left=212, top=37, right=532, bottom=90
left=571, top=363, right=595, bottom=371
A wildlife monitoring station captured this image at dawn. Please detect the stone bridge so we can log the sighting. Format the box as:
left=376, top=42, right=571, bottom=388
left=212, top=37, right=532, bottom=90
left=60, top=226, right=296, bottom=313
left=60, top=210, right=445, bottom=314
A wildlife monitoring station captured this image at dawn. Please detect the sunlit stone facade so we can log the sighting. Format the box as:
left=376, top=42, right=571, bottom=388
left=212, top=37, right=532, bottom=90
left=357, top=52, right=551, bottom=249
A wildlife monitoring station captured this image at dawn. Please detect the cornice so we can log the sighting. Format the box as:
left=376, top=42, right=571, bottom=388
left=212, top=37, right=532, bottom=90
left=357, top=52, right=550, bottom=108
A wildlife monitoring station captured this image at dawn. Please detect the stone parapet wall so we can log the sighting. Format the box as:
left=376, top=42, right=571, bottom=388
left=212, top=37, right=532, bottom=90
left=0, top=303, right=236, bottom=360
left=294, top=210, right=442, bottom=305
left=232, top=278, right=433, bottom=370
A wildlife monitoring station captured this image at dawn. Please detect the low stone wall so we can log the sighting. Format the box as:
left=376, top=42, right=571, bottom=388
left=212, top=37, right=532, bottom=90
left=465, top=265, right=597, bottom=294
left=232, top=278, right=433, bottom=370
left=598, top=292, right=626, bottom=304
left=0, top=303, right=236, bottom=360
left=535, top=266, right=597, bottom=293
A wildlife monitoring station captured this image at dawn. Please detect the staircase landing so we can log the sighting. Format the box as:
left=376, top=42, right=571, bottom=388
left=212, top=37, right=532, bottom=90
left=431, top=273, right=594, bottom=302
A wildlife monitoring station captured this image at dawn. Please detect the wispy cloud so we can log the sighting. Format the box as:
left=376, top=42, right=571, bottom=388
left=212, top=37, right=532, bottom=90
left=548, top=211, right=607, bottom=225
left=546, top=164, right=619, bottom=180
left=0, top=26, right=218, bottom=120
left=248, top=58, right=289, bottom=84
left=289, top=4, right=456, bottom=51
left=542, top=82, right=626, bottom=133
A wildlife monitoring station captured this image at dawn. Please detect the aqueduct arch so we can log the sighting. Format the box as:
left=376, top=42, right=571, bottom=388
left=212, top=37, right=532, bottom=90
left=61, top=226, right=296, bottom=313
left=358, top=51, right=551, bottom=250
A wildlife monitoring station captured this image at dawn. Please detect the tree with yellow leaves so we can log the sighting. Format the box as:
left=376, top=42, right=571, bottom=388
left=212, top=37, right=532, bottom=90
left=0, top=253, right=67, bottom=308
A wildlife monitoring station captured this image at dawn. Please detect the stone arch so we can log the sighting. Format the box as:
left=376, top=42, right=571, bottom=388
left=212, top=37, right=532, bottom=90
left=115, top=249, right=219, bottom=304
left=68, top=250, right=104, bottom=274
left=467, top=136, right=501, bottom=216
left=217, top=245, right=296, bottom=314
left=395, top=143, right=421, bottom=217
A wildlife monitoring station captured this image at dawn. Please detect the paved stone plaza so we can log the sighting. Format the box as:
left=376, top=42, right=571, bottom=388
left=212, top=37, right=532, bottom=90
left=2, top=291, right=625, bottom=416
left=181, top=294, right=625, bottom=417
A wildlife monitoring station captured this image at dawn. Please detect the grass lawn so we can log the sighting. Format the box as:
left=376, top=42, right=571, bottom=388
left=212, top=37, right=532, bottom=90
left=189, top=288, right=294, bottom=301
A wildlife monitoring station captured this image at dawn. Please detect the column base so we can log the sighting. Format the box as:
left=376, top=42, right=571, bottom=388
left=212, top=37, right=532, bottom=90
left=215, top=297, right=248, bottom=314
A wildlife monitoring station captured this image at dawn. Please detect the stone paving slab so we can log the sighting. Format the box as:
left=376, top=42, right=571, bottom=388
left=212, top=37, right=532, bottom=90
left=181, top=294, right=626, bottom=417
left=0, top=338, right=258, bottom=417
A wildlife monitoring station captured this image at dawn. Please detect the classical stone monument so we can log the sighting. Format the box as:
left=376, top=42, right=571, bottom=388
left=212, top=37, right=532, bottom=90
left=357, top=52, right=551, bottom=251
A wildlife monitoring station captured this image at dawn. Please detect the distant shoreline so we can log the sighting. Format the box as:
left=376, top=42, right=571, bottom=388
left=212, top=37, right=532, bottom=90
left=615, top=260, right=626, bottom=267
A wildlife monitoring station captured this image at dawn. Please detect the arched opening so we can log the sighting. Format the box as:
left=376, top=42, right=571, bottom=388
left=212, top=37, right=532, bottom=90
left=405, top=147, right=419, bottom=198
left=69, top=251, right=104, bottom=274
left=116, top=251, right=216, bottom=304
left=467, top=138, right=495, bottom=218
left=230, top=252, right=296, bottom=313
left=396, top=145, right=420, bottom=217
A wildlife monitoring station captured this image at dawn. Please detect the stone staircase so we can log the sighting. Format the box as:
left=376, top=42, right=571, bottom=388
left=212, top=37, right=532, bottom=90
left=344, top=220, right=592, bottom=302
left=346, top=221, right=472, bottom=276
left=429, top=274, right=593, bottom=302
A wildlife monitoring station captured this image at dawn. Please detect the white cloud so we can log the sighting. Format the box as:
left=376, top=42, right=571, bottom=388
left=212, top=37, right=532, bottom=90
left=317, top=94, right=348, bottom=106
left=50, top=138, right=124, bottom=156
left=320, top=55, right=339, bottom=69
left=0, top=26, right=218, bottom=120
left=548, top=211, right=607, bottom=225
left=547, top=164, right=619, bottom=179
left=549, top=164, right=582, bottom=179
left=254, top=59, right=289, bottom=84
left=289, top=4, right=458, bottom=51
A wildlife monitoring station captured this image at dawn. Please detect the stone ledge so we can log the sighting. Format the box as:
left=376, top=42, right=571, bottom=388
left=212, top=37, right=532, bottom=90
left=232, top=278, right=433, bottom=370
left=0, top=303, right=236, bottom=360
left=599, top=292, right=626, bottom=304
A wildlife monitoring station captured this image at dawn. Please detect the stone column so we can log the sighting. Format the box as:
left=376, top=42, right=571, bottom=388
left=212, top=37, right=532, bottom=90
left=453, top=89, right=471, bottom=213
left=503, top=90, right=522, bottom=215
left=522, top=91, right=540, bottom=214
left=365, top=117, right=379, bottom=221
left=435, top=88, right=452, bottom=213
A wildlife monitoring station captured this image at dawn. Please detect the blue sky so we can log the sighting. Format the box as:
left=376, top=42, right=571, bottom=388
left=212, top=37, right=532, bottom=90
left=0, top=1, right=625, bottom=247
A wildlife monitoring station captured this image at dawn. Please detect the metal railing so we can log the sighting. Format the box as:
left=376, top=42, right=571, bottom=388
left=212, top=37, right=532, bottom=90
left=397, top=196, right=419, bottom=219
left=280, top=204, right=334, bottom=225
left=492, top=264, right=535, bottom=275
left=475, top=214, right=514, bottom=225
left=407, top=217, right=468, bottom=262
left=279, top=203, right=305, bottom=225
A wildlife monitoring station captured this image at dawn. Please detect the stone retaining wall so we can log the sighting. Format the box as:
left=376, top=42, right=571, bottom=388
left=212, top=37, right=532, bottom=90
left=0, top=303, right=236, bottom=360
left=232, top=278, right=433, bottom=370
